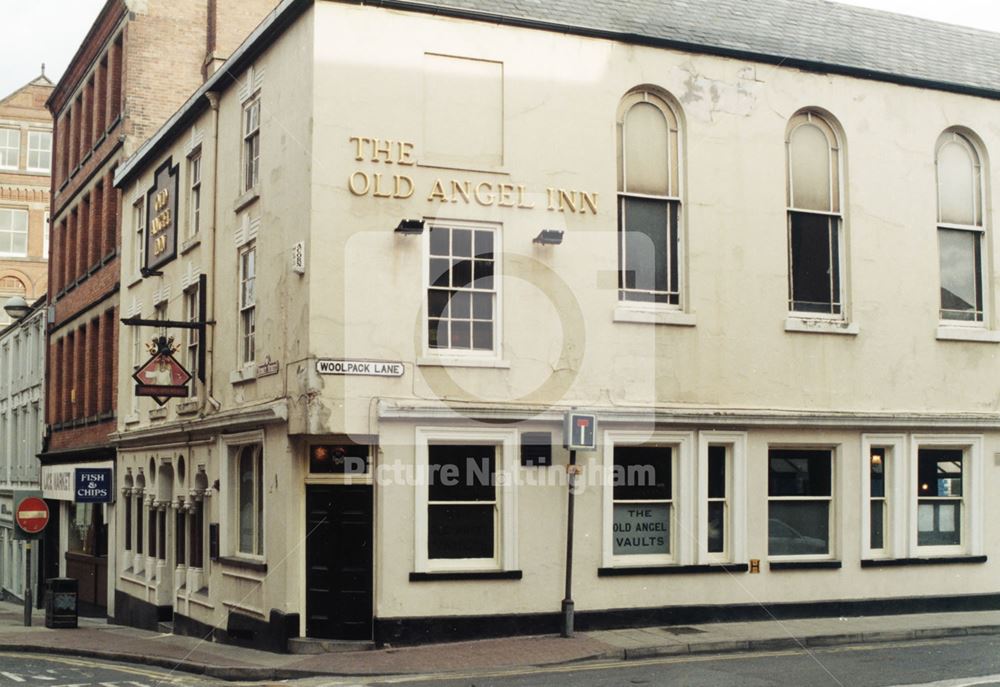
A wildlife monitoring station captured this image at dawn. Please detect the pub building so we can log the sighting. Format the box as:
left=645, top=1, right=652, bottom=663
left=111, top=0, right=1000, bottom=650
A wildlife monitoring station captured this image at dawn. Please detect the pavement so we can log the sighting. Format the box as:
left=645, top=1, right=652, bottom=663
left=1, top=600, right=999, bottom=681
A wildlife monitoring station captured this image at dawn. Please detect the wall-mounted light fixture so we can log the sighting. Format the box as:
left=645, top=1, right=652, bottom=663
left=395, top=219, right=425, bottom=235
left=3, top=295, right=29, bottom=321
left=533, top=229, right=564, bottom=245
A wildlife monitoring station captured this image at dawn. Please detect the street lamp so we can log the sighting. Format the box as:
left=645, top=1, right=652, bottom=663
left=3, top=295, right=29, bottom=321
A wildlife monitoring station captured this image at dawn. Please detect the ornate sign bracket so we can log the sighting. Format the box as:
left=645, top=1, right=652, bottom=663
left=121, top=275, right=211, bottom=384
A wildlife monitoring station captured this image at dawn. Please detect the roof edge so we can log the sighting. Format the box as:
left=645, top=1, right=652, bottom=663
left=47, top=0, right=127, bottom=111
left=117, top=0, right=1000, bottom=189
left=357, top=0, right=1000, bottom=100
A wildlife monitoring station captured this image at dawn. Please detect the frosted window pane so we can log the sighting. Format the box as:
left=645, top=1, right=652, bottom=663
left=625, top=102, right=670, bottom=196
left=790, top=124, right=831, bottom=211
left=937, top=141, right=976, bottom=226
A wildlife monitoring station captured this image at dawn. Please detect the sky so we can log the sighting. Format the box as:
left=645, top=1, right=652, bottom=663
left=1, top=0, right=999, bottom=100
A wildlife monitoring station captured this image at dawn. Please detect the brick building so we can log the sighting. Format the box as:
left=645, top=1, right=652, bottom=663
left=41, top=0, right=279, bottom=617
left=0, top=72, right=52, bottom=327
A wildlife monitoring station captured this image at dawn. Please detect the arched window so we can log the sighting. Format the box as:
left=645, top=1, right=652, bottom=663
left=786, top=111, right=843, bottom=315
left=617, top=90, right=681, bottom=305
left=936, top=131, right=985, bottom=322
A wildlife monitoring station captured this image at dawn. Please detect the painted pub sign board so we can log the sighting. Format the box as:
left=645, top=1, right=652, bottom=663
left=145, top=158, right=179, bottom=273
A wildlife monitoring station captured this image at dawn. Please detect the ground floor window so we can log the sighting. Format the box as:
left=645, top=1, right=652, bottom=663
left=863, top=434, right=981, bottom=560
left=414, top=427, right=517, bottom=573
left=917, top=448, right=963, bottom=547
left=237, top=443, right=264, bottom=556
left=768, top=448, right=833, bottom=558
left=602, top=431, right=696, bottom=568
left=611, top=445, right=674, bottom=559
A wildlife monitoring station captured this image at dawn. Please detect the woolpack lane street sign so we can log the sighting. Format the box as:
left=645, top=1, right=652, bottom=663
left=133, top=350, right=192, bottom=405
left=316, top=358, right=404, bottom=377
left=15, top=496, right=49, bottom=536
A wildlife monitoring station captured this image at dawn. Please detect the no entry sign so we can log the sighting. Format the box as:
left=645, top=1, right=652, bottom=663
left=15, top=496, right=49, bottom=535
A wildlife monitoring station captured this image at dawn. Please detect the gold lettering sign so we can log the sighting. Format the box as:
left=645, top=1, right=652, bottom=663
left=346, top=136, right=598, bottom=214
left=144, top=159, right=179, bottom=272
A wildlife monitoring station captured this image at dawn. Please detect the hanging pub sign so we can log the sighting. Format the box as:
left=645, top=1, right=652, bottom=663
left=132, top=336, right=192, bottom=405
left=144, top=157, right=179, bottom=274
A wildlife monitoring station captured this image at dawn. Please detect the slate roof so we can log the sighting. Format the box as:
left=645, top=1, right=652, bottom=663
left=376, top=0, right=1000, bottom=96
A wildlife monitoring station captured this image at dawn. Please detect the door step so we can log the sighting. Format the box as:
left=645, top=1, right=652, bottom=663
left=288, top=638, right=375, bottom=654
left=157, top=621, right=174, bottom=634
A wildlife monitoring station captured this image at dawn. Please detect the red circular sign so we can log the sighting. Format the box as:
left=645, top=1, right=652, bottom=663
left=15, top=497, right=49, bottom=535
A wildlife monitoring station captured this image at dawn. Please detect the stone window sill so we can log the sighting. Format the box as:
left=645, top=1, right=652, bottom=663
left=936, top=326, right=1000, bottom=343
left=176, top=399, right=200, bottom=415
left=613, top=306, right=696, bottom=327
left=233, top=188, right=259, bottom=213
left=230, top=365, right=257, bottom=384
left=417, top=356, right=510, bottom=369
left=180, top=235, right=201, bottom=255
left=769, top=560, right=842, bottom=570
left=861, top=555, right=986, bottom=568
left=409, top=570, right=521, bottom=581
left=598, top=563, right=748, bottom=576
left=784, top=317, right=859, bottom=336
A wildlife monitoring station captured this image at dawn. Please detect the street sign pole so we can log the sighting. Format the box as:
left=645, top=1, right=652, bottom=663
left=560, top=410, right=596, bottom=639
left=561, top=448, right=577, bottom=638
left=23, top=540, right=32, bottom=627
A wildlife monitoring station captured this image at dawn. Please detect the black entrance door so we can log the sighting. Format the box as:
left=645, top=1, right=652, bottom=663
left=306, top=485, right=373, bottom=640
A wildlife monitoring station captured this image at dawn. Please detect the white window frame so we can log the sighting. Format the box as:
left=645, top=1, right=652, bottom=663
left=0, top=208, right=29, bottom=257
left=616, top=90, right=684, bottom=310
left=241, top=97, right=260, bottom=194
left=0, top=128, right=20, bottom=170
left=697, top=432, right=747, bottom=565
left=421, top=220, right=503, bottom=363
left=766, top=444, right=838, bottom=562
left=910, top=435, right=982, bottom=558
left=132, top=198, right=145, bottom=278
left=935, top=131, right=987, bottom=327
left=220, top=431, right=266, bottom=562
left=184, top=285, right=200, bottom=390
left=602, top=430, right=694, bottom=568
left=785, top=111, right=846, bottom=321
left=413, top=426, right=518, bottom=573
left=860, top=434, right=906, bottom=560
left=26, top=131, right=52, bottom=172
left=239, top=244, right=256, bottom=365
left=188, top=150, right=202, bottom=238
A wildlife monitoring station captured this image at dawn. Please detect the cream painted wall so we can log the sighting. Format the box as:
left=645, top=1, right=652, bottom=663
left=309, top=2, right=1000, bottom=439
left=113, top=0, right=1000, bottom=631
left=114, top=8, right=316, bottom=629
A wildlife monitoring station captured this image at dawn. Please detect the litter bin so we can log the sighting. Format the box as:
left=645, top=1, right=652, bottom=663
left=44, top=578, right=78, bottom=629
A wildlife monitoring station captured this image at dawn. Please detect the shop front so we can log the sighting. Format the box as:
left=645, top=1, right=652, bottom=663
left=41, top=462, right=114, bottom=614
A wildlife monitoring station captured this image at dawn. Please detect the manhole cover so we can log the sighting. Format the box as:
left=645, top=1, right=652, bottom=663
left=663, top=626, right=706, bottom=635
